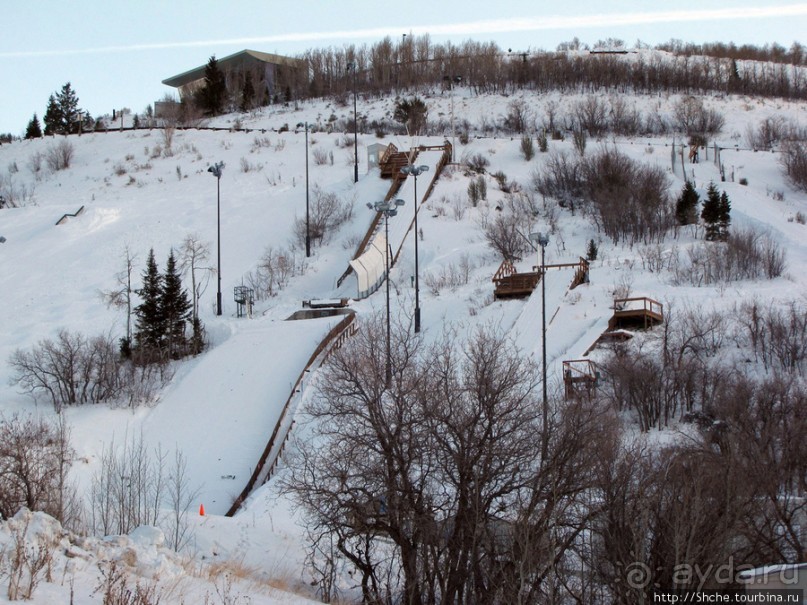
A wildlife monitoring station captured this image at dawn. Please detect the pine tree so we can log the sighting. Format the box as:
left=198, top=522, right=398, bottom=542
left=43, top=95, right=62, bottom=135
left=134, top=249, right=164, bottom=353
left=675, top=181, right=700, bottom=226
left=586, top=239, right=598, bottom=261
left=25, top=114, right=42, bottom=139
left=240, top=72, right=255, bottom=112
left=718, top=191, right=732, bottom=241
left=56, top=83, right=80, bottom=133
left=199, top=55, right=227, bottom=116
left=701, top=182, right=722, bottom=241
left=160, top=249, right=191, bottom=357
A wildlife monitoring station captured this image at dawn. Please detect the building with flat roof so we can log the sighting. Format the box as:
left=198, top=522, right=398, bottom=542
left=162, top=49, right=305, bottom=106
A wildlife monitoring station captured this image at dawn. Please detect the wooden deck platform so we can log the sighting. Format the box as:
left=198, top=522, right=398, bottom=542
left=608, top=297, right=664, bottom=330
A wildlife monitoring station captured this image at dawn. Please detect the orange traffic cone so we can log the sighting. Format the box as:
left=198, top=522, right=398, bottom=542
left=199, top=503, right=205, bottom=516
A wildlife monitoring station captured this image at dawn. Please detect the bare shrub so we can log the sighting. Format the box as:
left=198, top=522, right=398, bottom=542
left=161, top=126, right=175, bottom=156
left=423, top=254, right=474, bottom=294
left=520, top=135, right=535, bottom=160
left=672, top=227, right=786, bottom=285
left=673, top=96, right=725, bottom=136
left=583, top=147, right=673, bottom=245
left=736, top=300, right=807, bottom=375
left=9, top=331, right=122, bottom=412
left=780, top=141, right=807, bottom=191
left=573, top=95, right=608, bottom=136
left=9, top=330, right=171, bottom=412
left=95, top=560, right=163, bottom=605
left=503, top=99, right=533, bottom=134
left=242, top=246, right=306, bottom=300
left=464, top=152, right=489, bottom=174
left=0, top=415, right=75, bottom=522
left=292, top=186, right=353, bottom=249
left=312, top=147, right=329, bottom=166
left=745, top=115, right=788, bottom=149
left=531, top=149, right=585, bottom=210
left=46, top=140, right=74, bottom=171
left=27, top=152, right=44, bottom=178
left=3, top=514, right=57, bottom=601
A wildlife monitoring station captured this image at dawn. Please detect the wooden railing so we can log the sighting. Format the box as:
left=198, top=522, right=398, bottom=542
left=609, top=296, right=664, bottom=330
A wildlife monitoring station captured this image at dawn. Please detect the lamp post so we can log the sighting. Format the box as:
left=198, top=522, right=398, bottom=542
left=529, top=231, right=550, bottom=455
left=305, top=122, right=311, bottom=257
left=347, top=61, right=359, bottom=183
left=368, top=198, right=405, bottom=386
left=208, top=161, right=225, bottom=316
left=443, top=75, right=462, bottom=162
left=400, top=164, right=429, bottom=333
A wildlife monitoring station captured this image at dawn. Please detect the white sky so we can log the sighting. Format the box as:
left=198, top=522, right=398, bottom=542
left=2, top=0, right=806, bottom=134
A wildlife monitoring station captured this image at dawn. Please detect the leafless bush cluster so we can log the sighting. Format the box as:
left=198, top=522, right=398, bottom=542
left=672, top=96, right=725, bottom=137
left=601, top=305, right=729, bottom=431
left=242, top=246, right=306, bottom=300
left=90, top=435, right=198, bottom=551
left=736, top=300, right=807, bottom=375
left=583, top=147, right=673, bottom=245
left=311, top=147, right=332, bottom=166
left=502, top=99, right=534, bottom=133
left=532, top=149, right=585, bottom=210
left=292, top=187, right=353, bottom=249
left=284, top=320, right=616, bottom=604
left=95, top=560, right=163, bottom=605
left=670, top=227, right=786, bottom=285
left=745, top=115, right=791, bottom=149
left=45, top=140, right=74, bottom=171
left=572, top=95, right=609, bottom=136
left=0, top=415, right=75, bottom=523
left=780, top=141, right=807, bottom=191
left=463, top=152, right=490, bottom=174
left=480, top=193, right=537, bottom=260
left=0, top=175, right=35, bottom=207
left=8, top=330, right=170, bottom=412
left=422, top=254, right=475, bottom=295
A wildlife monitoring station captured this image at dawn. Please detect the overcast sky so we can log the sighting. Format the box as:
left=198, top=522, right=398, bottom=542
left=1, top=0, right=806, bottom=135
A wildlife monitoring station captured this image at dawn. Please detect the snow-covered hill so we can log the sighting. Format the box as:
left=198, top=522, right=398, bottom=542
left=1, top=85, right=806, bottom=603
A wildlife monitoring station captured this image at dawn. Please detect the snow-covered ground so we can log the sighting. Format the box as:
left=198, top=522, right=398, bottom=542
left=1, top=79, right=806, bottom=602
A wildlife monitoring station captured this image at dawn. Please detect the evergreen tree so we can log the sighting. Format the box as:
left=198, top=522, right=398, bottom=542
left=199, top=55, right=227, bottom=116
left=393, top=96, right=428, bottom=135
left=134, top=249, right=164, bottom=353
left=586, top=239, right=598, bottom=261
left=160, top=249, right=191, bottom=357
left=240, top=72, right=255, bottom=112
left=701, top=182, right=722, bottom=241
left=25, top=114, right=42, bottom=139
left=675, top=181, right=700, bottom=226
left=718, top=191, right=732, bottom=241
left=43, top=95, right=62, bottom=135
left=56, top=83, right=80, bottom=133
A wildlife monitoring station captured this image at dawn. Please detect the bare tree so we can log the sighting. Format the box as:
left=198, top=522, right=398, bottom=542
left=0, top=414, right=75, bottom=523
left=100, top=246, right=137, bottom=348
left=284, top=318, right=616, bottom=603
left=178, top=234, right=212, bottom=324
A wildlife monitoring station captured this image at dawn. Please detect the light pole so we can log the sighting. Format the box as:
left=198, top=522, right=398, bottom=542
left=400, top=164, right=429, bottom=333
left=305, top=122, right=311, bottom=257
left=347, top=61, right=359, bottom=183
left=530, top=231, right=550, bottom=455
left=443, top=75, right=462, bottom=162
left=208, top=161, right=225, bottom=316
left=368, top=198, right=405, bottom=386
